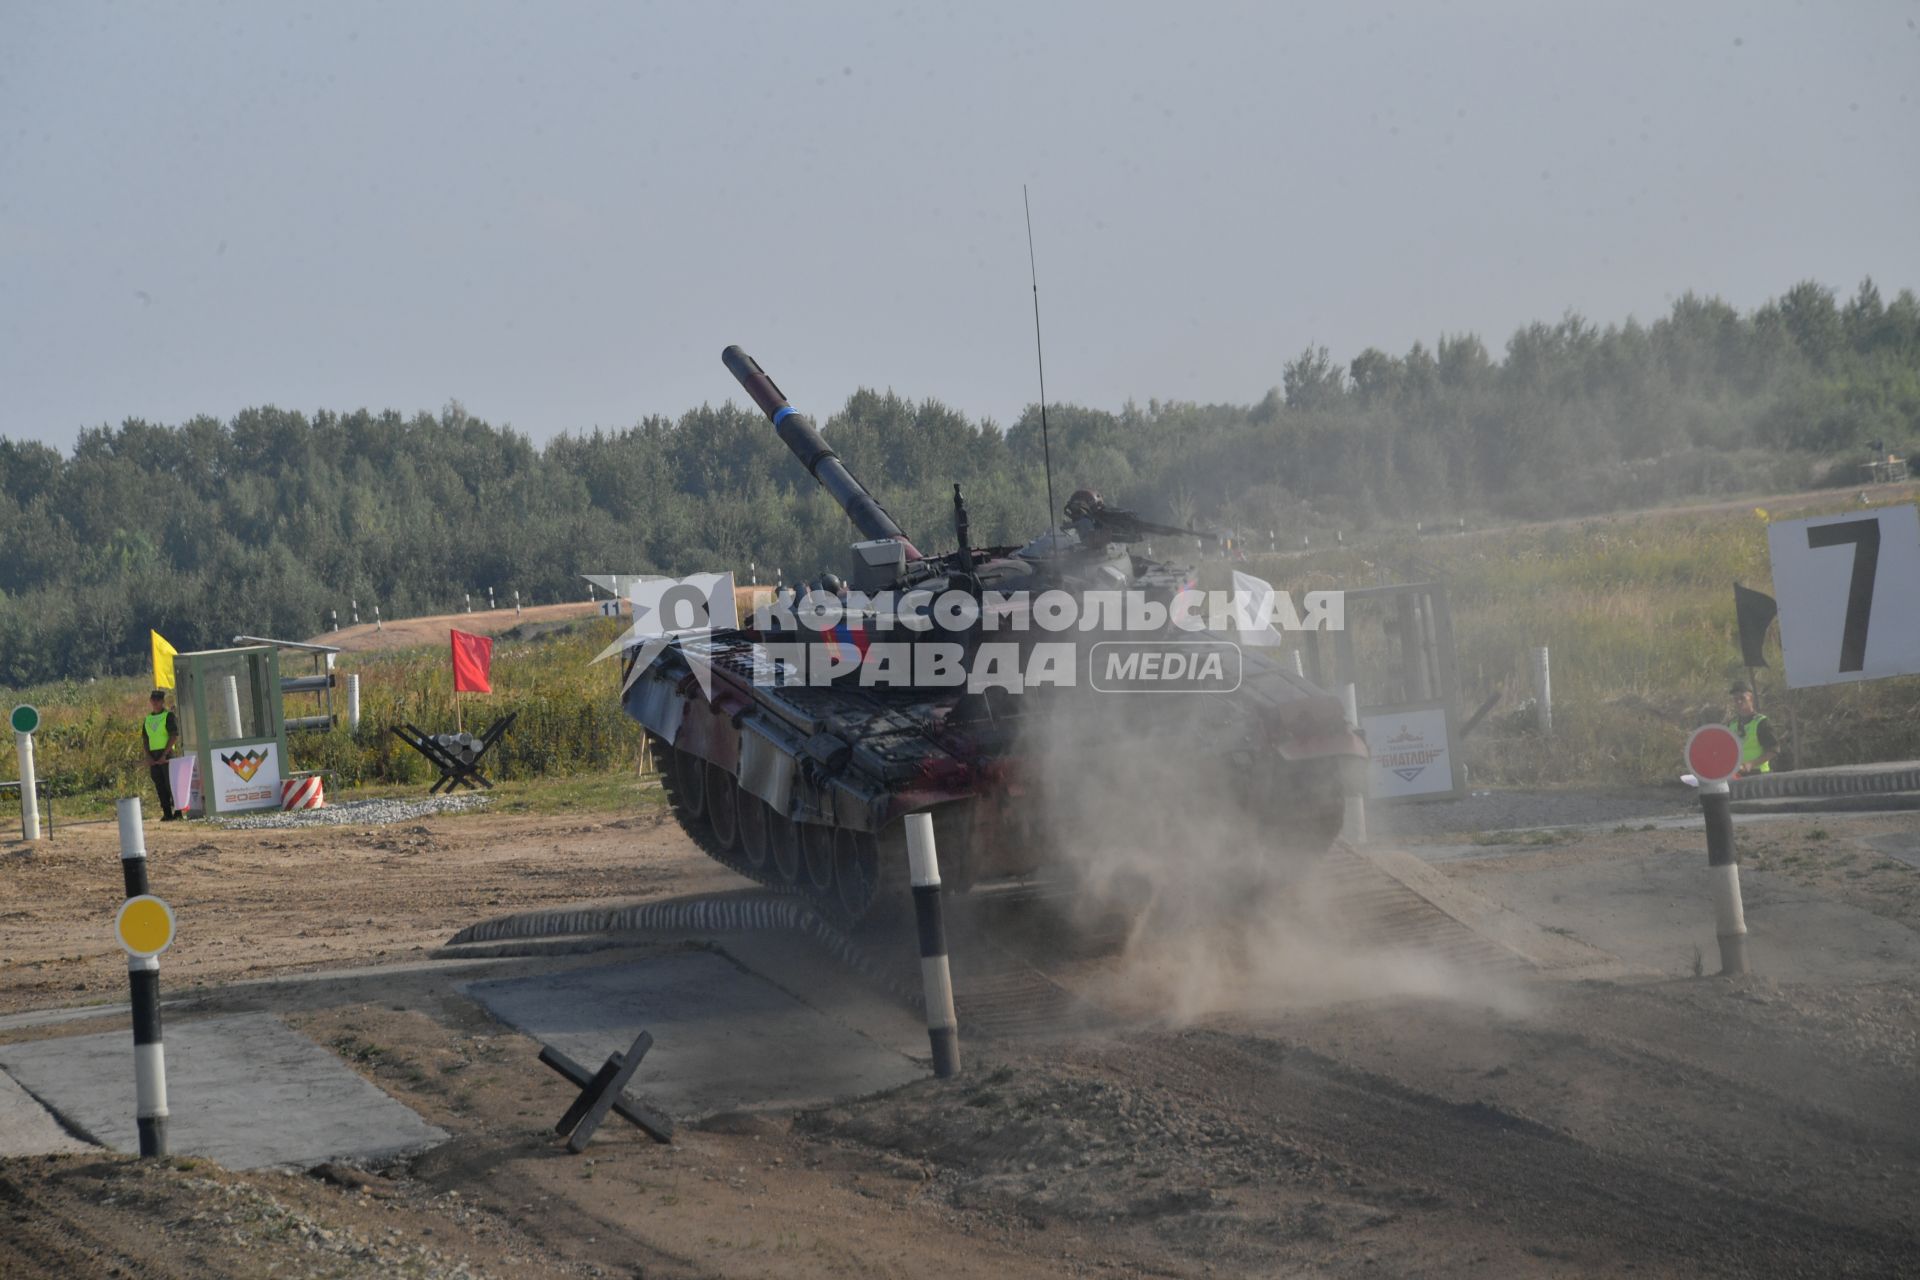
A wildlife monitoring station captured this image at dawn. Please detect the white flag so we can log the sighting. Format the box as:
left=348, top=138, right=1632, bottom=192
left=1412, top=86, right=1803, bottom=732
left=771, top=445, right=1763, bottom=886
left=1230, top=570, right=1287, bottom=647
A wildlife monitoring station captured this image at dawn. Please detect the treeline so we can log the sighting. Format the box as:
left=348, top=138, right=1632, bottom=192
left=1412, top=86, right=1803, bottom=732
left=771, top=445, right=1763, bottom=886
left=2, top=278, right=1916, bottom=686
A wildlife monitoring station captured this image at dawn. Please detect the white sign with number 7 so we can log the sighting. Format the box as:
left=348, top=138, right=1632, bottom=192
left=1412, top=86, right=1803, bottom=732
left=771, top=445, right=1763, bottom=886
left=1768, top=505, right=1920, bottom=689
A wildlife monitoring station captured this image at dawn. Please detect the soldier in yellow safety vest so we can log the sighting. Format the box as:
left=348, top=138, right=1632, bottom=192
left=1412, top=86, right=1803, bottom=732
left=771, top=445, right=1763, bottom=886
left=141, top=689, right=182, bottom=820
left=1727, top=681, right=1777, bottom=777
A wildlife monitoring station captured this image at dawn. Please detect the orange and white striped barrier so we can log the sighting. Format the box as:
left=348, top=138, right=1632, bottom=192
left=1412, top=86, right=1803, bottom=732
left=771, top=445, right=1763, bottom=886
left=281, top=775, right=325, bottom=810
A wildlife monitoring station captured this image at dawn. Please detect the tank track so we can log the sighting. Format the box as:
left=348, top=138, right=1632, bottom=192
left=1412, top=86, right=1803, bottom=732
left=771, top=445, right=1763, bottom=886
left=652, top=735, right=905, bottom=930
left=649, top=736, right=1347, bottom=930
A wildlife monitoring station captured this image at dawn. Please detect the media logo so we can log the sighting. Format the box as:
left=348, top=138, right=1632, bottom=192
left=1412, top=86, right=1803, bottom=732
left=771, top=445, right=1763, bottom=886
left=1089, top=641, right=1242, bottom=693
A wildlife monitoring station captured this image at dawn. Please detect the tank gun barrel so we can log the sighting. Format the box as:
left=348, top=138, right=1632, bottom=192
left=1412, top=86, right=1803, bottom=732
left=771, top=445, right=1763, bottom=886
left=1116, top=514, right=1217, bottom=542
left=1072, top=505, right=1217, bottom=546
left=723, top=345, right=922, bottom=560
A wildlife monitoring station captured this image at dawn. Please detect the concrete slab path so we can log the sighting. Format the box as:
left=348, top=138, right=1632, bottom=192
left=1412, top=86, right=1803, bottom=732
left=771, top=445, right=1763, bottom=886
left=0, top=1013, right=447, bottom=1169
left=0, top=1067, right=93, bottom=1156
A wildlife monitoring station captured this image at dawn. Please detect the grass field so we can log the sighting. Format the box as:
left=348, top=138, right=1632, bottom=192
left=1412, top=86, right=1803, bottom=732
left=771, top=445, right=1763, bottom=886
left=5, top=494, right=1920, bottom=827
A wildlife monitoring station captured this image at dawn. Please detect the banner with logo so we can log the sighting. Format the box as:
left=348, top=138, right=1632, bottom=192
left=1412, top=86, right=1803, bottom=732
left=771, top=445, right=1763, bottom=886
left=211, top=740, right=282, bottom=812
left=1360, top=706, right=1457, bottom=800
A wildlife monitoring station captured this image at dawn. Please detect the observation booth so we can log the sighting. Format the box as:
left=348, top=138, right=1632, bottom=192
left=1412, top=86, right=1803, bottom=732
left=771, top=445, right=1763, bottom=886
left=172, top=645, right=289, bottom=816
left=1292, top=582, right=1466, bottom=802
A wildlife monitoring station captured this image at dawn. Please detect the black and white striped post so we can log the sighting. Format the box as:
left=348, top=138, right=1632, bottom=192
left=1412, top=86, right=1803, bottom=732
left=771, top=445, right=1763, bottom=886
left=904, top=813, right=960, bottom=1078
left=1685, top=725, right=1750, bottom=976
left=116, top=798, right=173, bottom=1156
left=1701, top=778, right=1749, bottom=975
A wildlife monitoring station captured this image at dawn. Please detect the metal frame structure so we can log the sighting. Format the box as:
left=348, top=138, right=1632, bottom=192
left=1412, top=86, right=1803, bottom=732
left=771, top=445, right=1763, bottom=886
left=231, top=635, right=343, bottom=732
left=1300, top=581, right=1466, bottom=802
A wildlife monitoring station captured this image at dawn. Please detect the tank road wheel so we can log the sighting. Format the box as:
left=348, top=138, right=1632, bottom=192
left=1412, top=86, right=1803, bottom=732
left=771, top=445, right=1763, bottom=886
left=801, top=824, right=835, bottom=896
left=1292, top=799, right=1345, bottom=854
left=833, top=828, right=882, bottom=924
left=1263, top=758, right=1352, bottom=858
left=769, top=814, right=803, bottom=885
left=706, top=763, right=740, bottom=852
left=670, top=748, right=708, bottom=824
left=738, top=795, right=772, bottom=872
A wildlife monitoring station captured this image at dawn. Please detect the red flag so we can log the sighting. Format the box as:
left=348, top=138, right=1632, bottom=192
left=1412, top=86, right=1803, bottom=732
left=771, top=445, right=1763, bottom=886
left=451, top=629, right=493, bottom=693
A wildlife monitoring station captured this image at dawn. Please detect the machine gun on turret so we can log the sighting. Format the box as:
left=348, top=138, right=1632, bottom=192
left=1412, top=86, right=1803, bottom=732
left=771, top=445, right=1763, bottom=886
left=1060, top=488, right=1216, bottom=550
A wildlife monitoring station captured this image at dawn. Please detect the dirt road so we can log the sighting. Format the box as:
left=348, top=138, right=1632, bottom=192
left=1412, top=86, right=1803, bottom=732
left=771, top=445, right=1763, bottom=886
left=3, top=802, right=1917, bottom=1277
left=311, top=586, right=773, bottom=654
left=313, top=602, right=606, bottom=654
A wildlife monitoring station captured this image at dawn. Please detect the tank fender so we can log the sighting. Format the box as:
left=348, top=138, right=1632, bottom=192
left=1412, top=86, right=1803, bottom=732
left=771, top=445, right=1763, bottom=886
left=830, top=778, right=889, bottom=832
left=674, top=698, right=740, bottom=771
left=738, top=719, right=799, bottom=815
left=628, top=676, right=686, bottom=746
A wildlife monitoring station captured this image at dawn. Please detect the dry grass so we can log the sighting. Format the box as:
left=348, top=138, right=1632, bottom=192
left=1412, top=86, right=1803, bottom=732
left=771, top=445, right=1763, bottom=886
left=1247, top=499, right=1920, bottom=784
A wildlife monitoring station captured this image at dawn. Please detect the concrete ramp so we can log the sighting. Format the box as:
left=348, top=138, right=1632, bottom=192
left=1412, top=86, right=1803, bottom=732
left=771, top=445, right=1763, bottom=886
left=1343, top=846, right=1626, bottom=979
left=1732, top=760, right=1920, bottom=800
left=1732, top=761, right=1920, bottom=813
left=0, top=1013, right=447, bottom=1170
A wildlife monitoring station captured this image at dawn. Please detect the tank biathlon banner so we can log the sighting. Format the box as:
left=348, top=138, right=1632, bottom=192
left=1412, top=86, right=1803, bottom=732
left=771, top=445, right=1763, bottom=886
left=1361, top=707, right=1455, bottom=800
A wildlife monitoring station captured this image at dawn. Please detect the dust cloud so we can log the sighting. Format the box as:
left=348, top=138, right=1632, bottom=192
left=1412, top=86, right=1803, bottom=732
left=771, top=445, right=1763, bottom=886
left=1019, top=696, right=1532, bottom=1025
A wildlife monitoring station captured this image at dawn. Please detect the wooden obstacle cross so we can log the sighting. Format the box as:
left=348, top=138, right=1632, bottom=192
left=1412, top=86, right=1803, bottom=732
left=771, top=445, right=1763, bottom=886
left=538, top=1030, right=674, bottom=1152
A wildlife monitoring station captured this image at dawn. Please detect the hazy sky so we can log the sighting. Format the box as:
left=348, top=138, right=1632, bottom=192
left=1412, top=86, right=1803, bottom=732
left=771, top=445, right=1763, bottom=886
left=3, top=1, right=1916, bottom=449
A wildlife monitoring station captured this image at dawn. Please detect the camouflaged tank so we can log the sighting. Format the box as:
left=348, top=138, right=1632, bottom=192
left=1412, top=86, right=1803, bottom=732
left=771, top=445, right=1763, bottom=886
left=619, top=346, right=1368, bottom=926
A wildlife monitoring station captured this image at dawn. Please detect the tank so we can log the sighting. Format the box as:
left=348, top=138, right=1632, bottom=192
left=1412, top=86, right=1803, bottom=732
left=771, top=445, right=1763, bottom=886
left=618, top=346, right=1370, bottom=926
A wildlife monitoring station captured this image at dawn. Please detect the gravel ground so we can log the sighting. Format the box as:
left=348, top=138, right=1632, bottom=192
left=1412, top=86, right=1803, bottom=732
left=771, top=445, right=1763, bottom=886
left=1368, top=785, right=1694, bottom=839
left=208, top=793, right=493, bottom=830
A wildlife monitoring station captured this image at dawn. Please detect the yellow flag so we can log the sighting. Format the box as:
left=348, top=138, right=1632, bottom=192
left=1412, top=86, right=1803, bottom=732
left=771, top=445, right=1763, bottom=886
left=151, top=630, right=178, bottom=689
left=1753, top=507, right=1770, bottom=523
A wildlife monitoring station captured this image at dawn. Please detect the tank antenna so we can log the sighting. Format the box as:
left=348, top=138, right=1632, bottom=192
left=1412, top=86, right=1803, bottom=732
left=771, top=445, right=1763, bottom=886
left=1023, top=185, right=1058, bottom=536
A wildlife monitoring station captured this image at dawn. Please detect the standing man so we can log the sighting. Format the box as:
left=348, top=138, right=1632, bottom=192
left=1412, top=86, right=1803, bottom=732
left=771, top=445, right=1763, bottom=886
left=1728, top=681, right=1778, bottom=777
left=142, top=689, right=182, bottom=820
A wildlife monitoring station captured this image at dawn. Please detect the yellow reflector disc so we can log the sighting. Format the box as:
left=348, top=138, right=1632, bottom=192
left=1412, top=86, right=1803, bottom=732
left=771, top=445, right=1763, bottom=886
left=116, top=895, right=175, bottom=958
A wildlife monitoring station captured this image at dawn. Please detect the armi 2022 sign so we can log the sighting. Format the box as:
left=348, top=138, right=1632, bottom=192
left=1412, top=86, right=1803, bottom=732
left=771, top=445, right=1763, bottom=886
left=213, top=741, right=281, bottom=813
